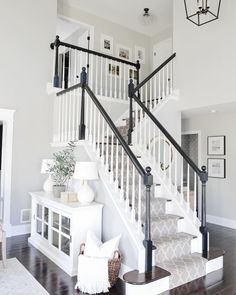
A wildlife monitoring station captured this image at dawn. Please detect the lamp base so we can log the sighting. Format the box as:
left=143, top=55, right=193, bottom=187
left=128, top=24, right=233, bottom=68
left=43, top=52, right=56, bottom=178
left=77, top=181, right=95, bottom=204
left=43, top=175, right=53, bottom=193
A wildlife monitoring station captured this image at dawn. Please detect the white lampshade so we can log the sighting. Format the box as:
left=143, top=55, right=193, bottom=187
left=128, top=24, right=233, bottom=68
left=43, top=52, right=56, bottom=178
left=41, top=159, right=54, bottom=174
left=73, top=162, right=98, bottom=180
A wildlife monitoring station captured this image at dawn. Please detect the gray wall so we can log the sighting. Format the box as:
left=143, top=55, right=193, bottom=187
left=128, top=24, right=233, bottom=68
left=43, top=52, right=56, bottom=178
left=173, top=0, right=236, bottom=110
left=58, top=2, right=152, bottom=79
left=182, top=111, right=236, bottom=222
left=0, top=0, right=57, bottom=226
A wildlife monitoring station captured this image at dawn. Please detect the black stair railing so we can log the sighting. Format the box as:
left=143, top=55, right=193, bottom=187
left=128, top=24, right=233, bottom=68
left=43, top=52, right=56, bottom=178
left=56, top=68, right=154, bottom=273
left=128, top=55, right=209, bottom=258
left=127, top=53, right=176, bottom=145
left=50, top=36, right=140, bottom=101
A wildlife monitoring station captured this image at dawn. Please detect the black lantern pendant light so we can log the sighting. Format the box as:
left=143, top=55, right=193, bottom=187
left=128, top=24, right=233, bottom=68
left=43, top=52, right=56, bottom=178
left=184, top=0, right=221, bottom=26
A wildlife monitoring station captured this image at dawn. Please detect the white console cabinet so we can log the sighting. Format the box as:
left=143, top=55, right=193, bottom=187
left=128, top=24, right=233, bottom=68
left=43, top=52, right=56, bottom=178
left=28, top=192, right=103, bottom=276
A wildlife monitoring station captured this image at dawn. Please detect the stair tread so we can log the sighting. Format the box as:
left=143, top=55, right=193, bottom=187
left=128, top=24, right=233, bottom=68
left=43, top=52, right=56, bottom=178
left=153, top=232, right=196, bottom=244
left=151, top=214, right=183, bottom=221
left=157, top=252, right=206, bottom=270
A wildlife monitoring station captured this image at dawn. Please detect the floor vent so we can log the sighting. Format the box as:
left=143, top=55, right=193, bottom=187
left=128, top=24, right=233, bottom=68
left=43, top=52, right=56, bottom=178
left=20, top=209, right=31, bottom=223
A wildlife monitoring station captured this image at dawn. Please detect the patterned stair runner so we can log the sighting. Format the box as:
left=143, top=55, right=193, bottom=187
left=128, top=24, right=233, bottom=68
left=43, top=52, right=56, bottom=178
left=113, top=119, right=206, bottom=289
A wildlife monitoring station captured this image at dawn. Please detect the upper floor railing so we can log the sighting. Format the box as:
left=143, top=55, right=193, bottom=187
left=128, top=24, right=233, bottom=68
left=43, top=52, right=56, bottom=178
left=50, top=36, right=140, bottom=101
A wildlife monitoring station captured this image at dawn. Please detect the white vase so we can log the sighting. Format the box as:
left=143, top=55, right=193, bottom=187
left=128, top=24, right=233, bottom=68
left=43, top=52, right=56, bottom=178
left=77, top=180, right=95, bottom=204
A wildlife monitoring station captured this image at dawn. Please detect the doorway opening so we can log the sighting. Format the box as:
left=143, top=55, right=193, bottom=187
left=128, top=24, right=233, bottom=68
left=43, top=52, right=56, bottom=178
left=182, top=131, right=201, bottom=215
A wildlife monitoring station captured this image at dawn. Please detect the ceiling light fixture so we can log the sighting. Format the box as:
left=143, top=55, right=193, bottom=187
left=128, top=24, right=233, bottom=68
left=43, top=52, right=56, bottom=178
left=184, top=0, right=221, bottom=26
left=139, top=8, right=156, bottom=26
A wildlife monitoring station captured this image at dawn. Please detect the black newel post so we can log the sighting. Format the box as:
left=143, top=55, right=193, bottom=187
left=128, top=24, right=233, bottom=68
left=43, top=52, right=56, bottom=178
left=136, top=60, right=141, bottom=99
left=79, top=67, right=87, bottom=140
left=128, top=79, right=134, bottom=145
left=200, top=165, right=208, bottom=258
left=50, top=35, right=60, bottom=88
left=143, top=167, right=153, bottom=272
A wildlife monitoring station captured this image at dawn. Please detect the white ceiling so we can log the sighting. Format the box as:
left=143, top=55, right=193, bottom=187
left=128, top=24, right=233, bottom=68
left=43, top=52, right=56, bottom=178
left=59, top=0, right=173, bottom=37
left=182, top=101, right=236, bottom=119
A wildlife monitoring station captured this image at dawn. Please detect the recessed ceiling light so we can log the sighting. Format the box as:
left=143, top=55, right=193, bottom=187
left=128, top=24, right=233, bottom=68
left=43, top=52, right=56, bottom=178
left=211, top=109, right=217, bottom=113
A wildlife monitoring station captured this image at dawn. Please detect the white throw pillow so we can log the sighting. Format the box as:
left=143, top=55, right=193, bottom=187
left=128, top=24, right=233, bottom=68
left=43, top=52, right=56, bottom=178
left=84, top=230, right=121, bottom=259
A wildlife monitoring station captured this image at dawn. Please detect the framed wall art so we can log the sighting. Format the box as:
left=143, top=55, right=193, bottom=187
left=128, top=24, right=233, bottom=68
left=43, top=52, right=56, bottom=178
left=208, top=158, right=226, bottom=179
left=100, top=34, right=113, bottom=55
left=134, top=45, right=145, bottom=64
left=117, top=44, right=132, bottom=61
left=207, top=136, right=225, bottom=156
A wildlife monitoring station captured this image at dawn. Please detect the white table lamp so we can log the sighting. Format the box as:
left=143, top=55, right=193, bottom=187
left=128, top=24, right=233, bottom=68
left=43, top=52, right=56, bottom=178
left=73, top=162, right=98, bottom=204
left=41, top=159, right=54, bottom=193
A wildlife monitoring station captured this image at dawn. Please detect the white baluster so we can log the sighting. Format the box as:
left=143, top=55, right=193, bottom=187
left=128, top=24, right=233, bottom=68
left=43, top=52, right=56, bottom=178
left=125, top=157, right=130, bottom=212
left=137, top=175, right=142, bottom=233
left=114, top=62, right=117, bottom=98
left=68, top=49, right=71, bottom=88
left=89, top=93, right=93, bottom=143
left=131, top=165, right=135, bottom=223
left=194, top=172, right=197, bottom=218
left=174, top=149, right=178, bottom=190
left=90, top=54, right=94, bottom=91
left=120, top=148, right=124, bottom=201
left=75, top=88, right=80, bottom=141
left=114, top=138, right=119, bottom=191
left=187, top=164, right=190, bottom=211
left=62, top=47, right=65, bottom=89
left=85, top=91, right=89, bottom=141
left=64, top=93, right=68, bottom=142
left=105, top=124, right=109, bottom=173
left=105, top=58, right=108, bottom=97
left=96, top=111, right=101, bottom=157
left=100, top=57, right=103, bottom=96
left=68, top=91, right=72, bottom=141
left=135, top=101, right=138, bottom=144
left=158, top=129, right=161, bottom=170
left=72, top=89, right=76, bottom=141
left=150, top=79, right=153, bottom=110
left=93, top=103, right=96, bottom=151
left=74, top=50, right=77, bottom=86
left=163, top=135, right=166, bottom=175
left=119, top=62, right=122, bottom=98
left=169, top=141, right=172, bottom=188
left=181, top=157, right=184, bottom=203
left=109, top=60, right=113, bottom=97
left=123, top=64, right=126, bottom=99
left=145, top=83, right=148, bottom=108
left=58, top=96, right=62, bottom=143
left=101, top=117, right=105, bottom=165
left=158, top=73, right=161, bottom=100
left=95, top=55, right=98, bottom=95
left=154, top=75, right=157, bottom=108
left=166, top=65, right=169, bottom=96
left=162, top=68, right=165, bottom=100
left=110, top=132, right=114, bottom=183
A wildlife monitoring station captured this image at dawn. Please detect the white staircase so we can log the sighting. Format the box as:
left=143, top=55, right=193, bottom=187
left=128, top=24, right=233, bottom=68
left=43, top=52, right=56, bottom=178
left=50, top=37, right=224, bottom=294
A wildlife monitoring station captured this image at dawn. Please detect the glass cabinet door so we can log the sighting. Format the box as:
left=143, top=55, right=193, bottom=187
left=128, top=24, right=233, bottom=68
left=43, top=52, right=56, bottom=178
left=61, top=235, right=70, bottom=256
left=61, top=216, right=70, bottom=236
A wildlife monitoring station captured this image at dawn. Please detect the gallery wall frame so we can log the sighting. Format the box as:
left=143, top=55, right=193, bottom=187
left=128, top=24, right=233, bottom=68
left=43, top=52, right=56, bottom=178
left=208, top=158, right=226, bottom=179
left=207, top=135, right=226, bottom=156
left=101, top=34, right=114, bottom=55
left=116, top=44, right=132, bottom=61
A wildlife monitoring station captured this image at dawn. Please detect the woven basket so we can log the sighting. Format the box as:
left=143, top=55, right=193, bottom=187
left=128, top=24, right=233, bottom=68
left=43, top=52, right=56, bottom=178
left=79, top=243, right=121, bottom=287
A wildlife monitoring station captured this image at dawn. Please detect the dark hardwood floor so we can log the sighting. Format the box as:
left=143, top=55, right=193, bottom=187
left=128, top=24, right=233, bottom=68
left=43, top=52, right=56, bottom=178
left=2, top=223, right=236, bottom=295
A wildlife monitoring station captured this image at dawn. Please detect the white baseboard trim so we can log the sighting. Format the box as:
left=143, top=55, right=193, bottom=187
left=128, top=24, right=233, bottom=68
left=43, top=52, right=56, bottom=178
left=9, top=223, right=31, bottom=237
left=207, top=214, right=236, bottom=229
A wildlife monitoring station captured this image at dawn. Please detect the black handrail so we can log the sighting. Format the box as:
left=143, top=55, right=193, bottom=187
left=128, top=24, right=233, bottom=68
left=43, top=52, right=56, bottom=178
left=133, top=53, right=176, bottom=93
left=51, top=36, right=138, bottom=68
